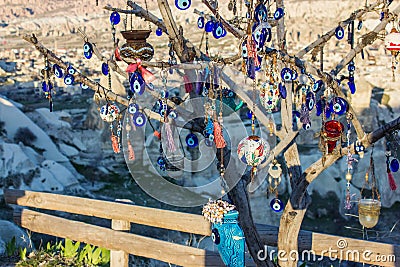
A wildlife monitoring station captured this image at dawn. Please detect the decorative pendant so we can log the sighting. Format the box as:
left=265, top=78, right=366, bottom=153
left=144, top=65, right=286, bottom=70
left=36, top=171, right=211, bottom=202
left=120, top=30, right=154, bottom=62
left=175, top=0, right=191, bottom=10
left=270, top=198, right=284, bottom=212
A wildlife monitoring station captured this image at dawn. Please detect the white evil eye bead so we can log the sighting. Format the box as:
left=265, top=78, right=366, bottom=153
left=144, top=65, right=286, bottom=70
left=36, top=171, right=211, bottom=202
left=270, top=198, right=283, bottom=212
left=274, top=8, right=284, bottom=20
left=159, top=108, right=167, bottom=117
left=53, top=64, right=63, bottom=78
left=80, top=83, right=89, bottom=90
left=101, top=63, right=109, bottom=76
left=213, top=23, right=224, bottom=39
left=168, top=110, right=178, bottom=119
left=303, top=122, right=311, bottom=130
left=133, top=112, right=146, bottom=127
left=64, top=74, right=74, bottom=85
left=228, top=90, right=234, bottom=97
left=197, top=17, right=204, bottom=29
left=185, top=133, right=199, bottom=148
left=128, top=103, right=139, bottom=115
left=306, top=92, right=315, bottom=111
left=67, top=66, right=76, bottom=75
left=242, top=42, right=248, bottom=59
left=110, top=11, right=120, bottom=25
left=175, top=0, right=191, bottom=10
left=335, top=26, right=345, bottom=40
left=281, top=68, right=292, bottom=82
left=157, top=156, right=166, bottom=166
left=208, top=134, right=214, bottom=142
left=211, top=228, right=220, bottom=244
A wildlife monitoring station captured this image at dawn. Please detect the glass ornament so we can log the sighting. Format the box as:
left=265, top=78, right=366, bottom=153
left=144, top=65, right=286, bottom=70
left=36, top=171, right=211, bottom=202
left=237, top=135, right=270, bottom=167
left=358, top=199, right=381, bottom=228
left=99, top=104, right=120, bottom=123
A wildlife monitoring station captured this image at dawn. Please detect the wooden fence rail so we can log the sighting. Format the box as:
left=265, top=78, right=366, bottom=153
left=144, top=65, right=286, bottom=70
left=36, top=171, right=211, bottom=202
left=4, top=189, right=400, bottom=267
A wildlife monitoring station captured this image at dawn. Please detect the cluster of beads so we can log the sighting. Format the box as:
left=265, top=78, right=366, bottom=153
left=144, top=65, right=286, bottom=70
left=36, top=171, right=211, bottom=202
left=202, top=200, right=236, bottom=224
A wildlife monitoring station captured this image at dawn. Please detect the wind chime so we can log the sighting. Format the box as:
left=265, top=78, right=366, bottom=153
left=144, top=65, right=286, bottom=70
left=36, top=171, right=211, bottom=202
left=268, top=158, right=284, bottom=212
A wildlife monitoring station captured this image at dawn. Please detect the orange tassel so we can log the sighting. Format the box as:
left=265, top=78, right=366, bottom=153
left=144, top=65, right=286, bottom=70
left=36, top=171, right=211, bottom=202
left=154, top=130, right=161, bottom=140
left=127, top=140, right=135, bottom=161
left=111, top=134, right=120, bottom=153
left=213, top=121, right=226, bottom=149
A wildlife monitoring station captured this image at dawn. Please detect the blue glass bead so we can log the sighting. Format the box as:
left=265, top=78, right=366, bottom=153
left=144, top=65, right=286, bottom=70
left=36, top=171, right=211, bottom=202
left=270, top=198, right=284, bottom=212
left=335, top=26, right=345, bottom=40
left=133, top=112, right=146, bottom=127
left=281, top=68, right=292, bottom=82
left=64, top=74, right=74, bottom=85
left=110, top=12, right=120, bottom=25
left=274, top=8, right=284, bottom=20
left=279, top=83, right=287, bottom=99
left=175, top=0, right=191, bottom=10
left=348, top=81, right=356, bottom=94
left=213, top=22, right=224, bottom=39
left=306, top=92, right=315, bottom=111
left=390, top=158, right=399, bottom=172
left=101, top=63, right=109, bottom=76
left=129, top=72, right=145, bottom=95
left=80, top=83, right=89, bottom=90
left=205, top=21, right=214, bottom=32
left=156, top=27, right=163, bottom=36
left=53, top=64, right=63, bottom=78
left=197, top=17, right=205, bottom=29
left=186, top=133, right=199, bottom=148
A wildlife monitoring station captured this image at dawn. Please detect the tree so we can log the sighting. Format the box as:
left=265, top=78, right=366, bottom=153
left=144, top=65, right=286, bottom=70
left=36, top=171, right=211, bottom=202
left=22, top=0, right=400, bottom=266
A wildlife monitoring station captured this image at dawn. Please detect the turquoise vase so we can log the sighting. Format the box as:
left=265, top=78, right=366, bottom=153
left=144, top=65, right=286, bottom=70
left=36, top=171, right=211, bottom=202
left=211, top=210, right=245, bottom=266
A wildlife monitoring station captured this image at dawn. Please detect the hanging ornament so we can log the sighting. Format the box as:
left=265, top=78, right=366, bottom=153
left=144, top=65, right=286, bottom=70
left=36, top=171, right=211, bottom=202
left=53, top=64, right=63, bottom=78
left=237, top=136, right=270, bottom=173
left=185, top=133, right=199, bottom=148
left=129, top=71, right=146, bottom=95
left=335, top=25, right=345, bottom=40
left=175, top=0, right=191, bottom=10
left=320, top=120, right=344, bottom=154
left=270, top=198, right=284, bottom=212
left=359, top=149, right=381, bottom=228
left=273, top=8, right=284, bottom=20
left=110, top=11, right=121, bottom=25
left=99, top=103, right=120, bottom=123
left=120, top=30, right=154, bottom=62
left=329, top=96, right=348, bottom=116
left=385, top=27, right=400, bottom=51
left=259, top=82, right=279, bottom=113
left=197, top=16, right=205, bottom=29
left=83, top=42, right=93, bottom=59
left=354, top=140, right=365, bottom=158
left=155, top=27, right=163, bottom=36
left=386, top=151, right=398, bottom=191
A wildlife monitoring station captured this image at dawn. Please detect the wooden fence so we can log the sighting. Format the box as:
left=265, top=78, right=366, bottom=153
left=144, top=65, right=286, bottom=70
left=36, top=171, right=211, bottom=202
left=4, top=189, right=400, bottom=267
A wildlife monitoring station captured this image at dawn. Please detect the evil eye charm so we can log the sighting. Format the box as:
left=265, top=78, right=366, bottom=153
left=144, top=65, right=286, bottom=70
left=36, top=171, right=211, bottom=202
left=128, top=103, right=139, bottom=115
left=303, top=122, right=311, bottom=130
left=99, top=104, right=120, bottom=123
left=185, top=133, right=199, bottom=148
left=175, top=0, right=191, bottom=10
left=329, top=97, right=348, bottom=115
left=306, top=92, right=315, bottom=111
left=155, top=27, right=163, bottom=36
left=205, top=138, right=214, bottom=147
left=168, top=110, right=178, bottom=120
left=101, top=63, right=109, bottom=76
left=312, top=80, right=324, bottom=92
left=64, top=74, right=74, bottom=85
left=42, top=81, right=52, bottom=92
left=390, top=158, right=399, bottom=172
left=274, top=8, right=284, bottom=20
left=254, top=4, right=268, bottom=22
left=160, top=90, right=169, bottom=98
left=348, top=81, right=356, bottom=94
left=335, top=26, right=345, bottom=40
left=157, top=156, right=166, bottom=167
left=316, top=100, right=324, bottom=116
left=281, top=68, right=292, bottom=82
left=205, top=21, right=214, bottom=32
left=213, top=22, right=224, bottom=39
left=348, top=62, right=356, bottom=72
left=67, top=66, right=76, bottom=75
left=80, top=83, right=89, bottom=90
left=241, top=40, right=248, bottom=59
left=211, top=228, right=220, bottom=245
left=279, top=83, right=287, bottom=99
left=133, top=112, right=146, bottom=127
left=354, top=142, right=365, bottom=155
left=110, top=11, right=121, bottom=25
left=130, top=72, right=145, bottom=95
left=53, top=64, right=63, bottom=78
left=197, top=17, right=205, bottom=29
left=270, top=198, right=284, bottom=212
left=83, top=42, right=93, bottom=58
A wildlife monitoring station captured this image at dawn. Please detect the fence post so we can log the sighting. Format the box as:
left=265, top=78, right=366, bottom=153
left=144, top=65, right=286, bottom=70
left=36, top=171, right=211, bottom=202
left=110, top=199, right=131, bottom=267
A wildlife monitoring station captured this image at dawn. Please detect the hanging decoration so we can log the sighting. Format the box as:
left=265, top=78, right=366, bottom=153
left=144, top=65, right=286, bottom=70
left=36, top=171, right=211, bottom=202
left=344, top=114, right=357, bottom=210
left=237, top=135, right=270, bottom=177
left=358, top=148, right=381, bottom=228
left=385, top=26, right=400, bottom=81
left=41, top=56, right=54, bottom=112
left=202, top=200, right=245, bottom=267
left=319, top=119, right=344, bottom=157
left=268, top=159, right=284, bottom=212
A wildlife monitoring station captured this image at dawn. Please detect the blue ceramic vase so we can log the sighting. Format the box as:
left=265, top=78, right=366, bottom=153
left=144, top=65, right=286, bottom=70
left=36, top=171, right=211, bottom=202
left=211, top=210, right=245, bottom=266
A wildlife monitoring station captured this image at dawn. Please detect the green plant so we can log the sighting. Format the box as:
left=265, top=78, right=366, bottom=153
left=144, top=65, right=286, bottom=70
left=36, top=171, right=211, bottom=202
left=62, top=238, right=80, bottom=259
left=5, top=236, right=17, bottom=257
left=19, top=247, right=27, bottom=261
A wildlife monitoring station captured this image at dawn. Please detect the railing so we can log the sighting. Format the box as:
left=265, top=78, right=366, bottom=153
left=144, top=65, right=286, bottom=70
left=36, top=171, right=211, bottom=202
left=4, top=189, right=400, bottom=267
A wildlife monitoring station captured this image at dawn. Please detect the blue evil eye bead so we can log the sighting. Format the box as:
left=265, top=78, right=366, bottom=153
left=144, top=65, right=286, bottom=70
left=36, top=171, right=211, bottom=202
left=110, top=11, right=120, bottom=25
left=306, top=92, right=315, bottom=111
left=67, top=66, right=76, bottom=75
left=157, top=156, right=166, bottom=166
left=156, top=27, right=163, bottom=36
left=213, top=22, right=224, bottom=39
left=133, top=112, right=146, bottom=127
left=128, top=103, right=139, bottom=115
left=175, top=0, right=191, bottom=10
left=316, top=100, right=324, bottom=116
left=160, top=90, right=169, bottom=98
left=197, top=17, right=205, bottom=29
left=53, top=64, right=63, bottom=78
left=312, top=80, right=324, bottom=92
left=221, top=28, right=227, bottom=37
left=80, top=83, right=89, bottom=90
left=130, top=72, right=145, bottom=95
left=168, top=110, right=178, bottom=120
left=335, top=26, right=345, bottom=40
left=211, top=228, right=220, bottom=245
left=329, top=97, right=348, bottom=115
left=281, top=68, right=292, bottom=82
left=101, top=63, right=109, bottom=76
left=291, top=69, right=298, bottom=80
left=84, top=50, right=92, bottom=59
left=355, top=143, right=365, bottom=154
left=205, top=137, right=214, bottom=147
left=185, top=133, right=199, bottom=148
left=357, top=21, right=363, bottom=31
left=274, top=8, right=284, bottom=20
left=64, top=74, right=74, bottom=85
left=270, top=198, right=284, bottom=212
left=205, top=20, right=214, bottom=32
left=303, top=122, right=311, bottom=130
left=254, top=4, right=268, bottom=22
left=347, top=81, right=356, bottom=94
left=279, top=83, right=287, bottom=99
left=83, top=42, right=92, bottom=53
left=390, top=158, right=399, bottom=172
left=348, top=62, right=356, bottom=72
left=241, top=40, right=248, bottom=59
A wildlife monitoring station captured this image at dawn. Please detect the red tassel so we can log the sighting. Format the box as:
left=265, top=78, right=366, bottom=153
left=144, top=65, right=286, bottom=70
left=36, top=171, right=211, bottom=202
left=388, top=171, right=397, bottom=191
left=111, top=134, right=120, bottom=153
left=213, top=121, right=226, bottom=149
left=127, top=140, right=135, bottom=161
left=183, top=75, right=193, bottom=93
